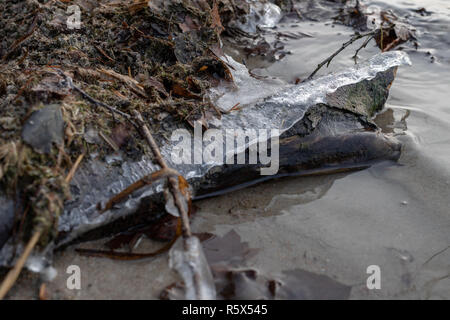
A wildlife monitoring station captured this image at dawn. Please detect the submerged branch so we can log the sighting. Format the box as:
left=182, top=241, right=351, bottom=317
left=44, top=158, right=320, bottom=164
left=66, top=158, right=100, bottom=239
left=76, top=225, right=181, bottom=261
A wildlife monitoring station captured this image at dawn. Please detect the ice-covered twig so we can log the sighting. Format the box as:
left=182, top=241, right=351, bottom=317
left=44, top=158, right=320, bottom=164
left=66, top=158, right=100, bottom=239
left=169, top=237, right=216, bottom=300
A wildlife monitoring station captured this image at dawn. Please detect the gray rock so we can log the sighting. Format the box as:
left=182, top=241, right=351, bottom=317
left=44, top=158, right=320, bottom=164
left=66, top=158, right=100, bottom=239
left=21, top=104, right=64, bottom=154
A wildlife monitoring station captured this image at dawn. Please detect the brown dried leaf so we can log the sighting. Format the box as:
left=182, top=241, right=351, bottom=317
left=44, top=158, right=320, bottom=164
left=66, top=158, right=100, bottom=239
left=215, top=268, right=352, bottom=300
left=211, top=1, right=224, bottom=34
left=172, top=83, right=201, bottom=99
left=203, top=229, right=258, bottom=266
left=142, top=77, right=168, bottom=97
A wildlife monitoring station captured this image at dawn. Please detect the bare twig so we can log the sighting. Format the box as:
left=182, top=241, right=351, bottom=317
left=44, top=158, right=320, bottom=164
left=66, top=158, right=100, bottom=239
left=132, top=111, right=192, bottom=238
left=98, top=167, right=180, bottom=213
left=307, top=29, right=379, bottom=80
left=99, top=131, right=119, bottom=152
left=1, top=15, right=38, bottom=61
left=352, top=33, right=376, bottom=61
left=65, top=153, right=85, bottom=184
left=76, top=224, right=181, bottom=260
left=382, top=38, right=401, bottom=52
left=95, top=45, right=115, bottom=62
left=97, top=68, right=147, bottom=97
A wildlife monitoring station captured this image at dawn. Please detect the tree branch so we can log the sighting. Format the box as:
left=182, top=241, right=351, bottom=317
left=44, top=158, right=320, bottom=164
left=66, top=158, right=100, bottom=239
left=307, top=29, right=380, bottom=80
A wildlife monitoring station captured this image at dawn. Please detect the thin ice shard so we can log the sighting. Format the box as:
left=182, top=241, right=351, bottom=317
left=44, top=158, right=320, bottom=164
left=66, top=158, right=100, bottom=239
left=234, top=0, right=283, bottom=33
left=169, top=236, right=217, bottom=300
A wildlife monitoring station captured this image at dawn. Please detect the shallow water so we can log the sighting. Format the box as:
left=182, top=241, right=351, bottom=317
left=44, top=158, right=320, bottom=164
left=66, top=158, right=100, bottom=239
left=7, top=0, right=450, bottom=299
left=205, top=0, right=450, bottom=299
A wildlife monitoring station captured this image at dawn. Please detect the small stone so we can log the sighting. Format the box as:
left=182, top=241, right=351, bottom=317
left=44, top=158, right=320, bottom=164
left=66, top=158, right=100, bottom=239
left=401, top=201, right=408, bottom=205
left=21, top=104, right=64, bottom=154
left=84, top=127, right=101, bottom=144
